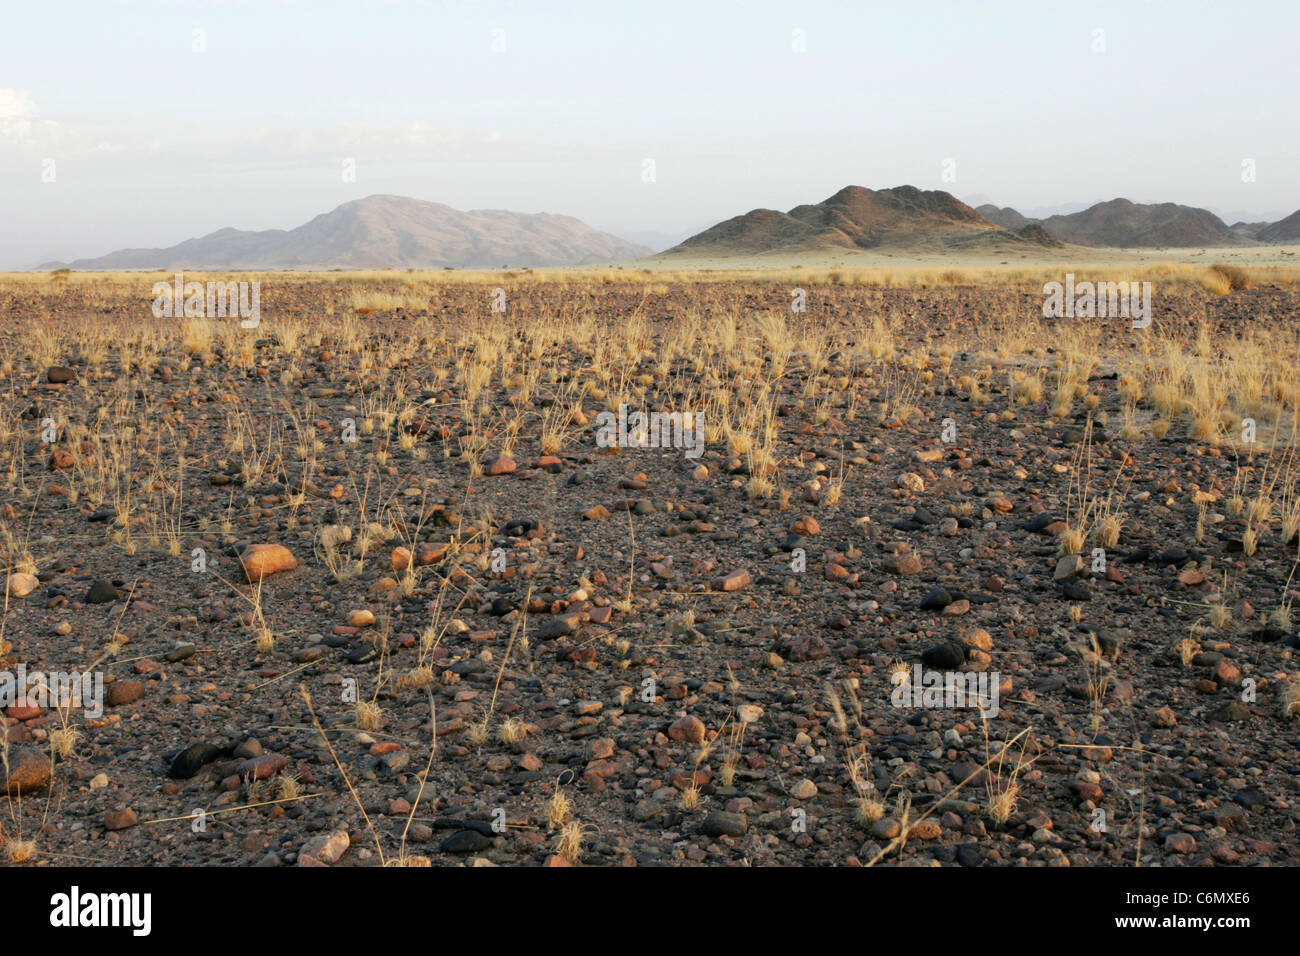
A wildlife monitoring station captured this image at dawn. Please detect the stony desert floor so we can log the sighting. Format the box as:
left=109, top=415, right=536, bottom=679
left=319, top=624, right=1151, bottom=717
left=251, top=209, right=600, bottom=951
left=1, top=268, right=1299, bottom=868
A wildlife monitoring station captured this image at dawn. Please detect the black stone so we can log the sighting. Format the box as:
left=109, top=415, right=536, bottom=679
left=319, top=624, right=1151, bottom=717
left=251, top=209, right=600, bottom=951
left=346, top=646, right=377, bottom=664
left=1060, top=579, right=1091, bottom=601
left=700, top=811, right=747, bottom=837
left=165, top=643, right=197, bottom=663
left=956, top=843, right=983, bottom=867
left=919, top=588, right=952, bottom=610
left=85, top=579, right=119, bottom=604
left=1233, top=788, right=1265, bottom=808
left=440, top=829, right=492, bottom=854
left=921, top=642, right=965, bottom=669
left=1209, top=701, right=1251, bottom=722
left=168, top=743, right=227, bottom=779
left=1025, top=513, right=1058, bottom=533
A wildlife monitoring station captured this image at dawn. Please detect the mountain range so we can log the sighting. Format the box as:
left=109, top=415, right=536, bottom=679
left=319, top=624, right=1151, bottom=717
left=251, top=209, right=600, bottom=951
left=40, top=195, right=649, bottom=270
left=975, top=197, right=1300, bottom=248
left=660, top=185, right=1060, bottom=259
left=39, top=188, right=1300, bottom=271
left=655, top=187, right=1300, bottom=259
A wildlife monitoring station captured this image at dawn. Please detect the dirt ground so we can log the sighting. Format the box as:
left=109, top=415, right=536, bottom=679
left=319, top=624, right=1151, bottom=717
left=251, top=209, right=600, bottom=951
left=1, top=272, right=1298, bottom=867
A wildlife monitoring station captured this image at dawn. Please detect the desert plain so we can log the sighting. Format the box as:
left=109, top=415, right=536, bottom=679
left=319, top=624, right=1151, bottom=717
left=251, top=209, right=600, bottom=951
left=1, top=261, right=1299, bottom=868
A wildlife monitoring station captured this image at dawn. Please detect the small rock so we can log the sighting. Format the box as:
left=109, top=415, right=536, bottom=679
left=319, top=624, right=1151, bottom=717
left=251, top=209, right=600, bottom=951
left=85, top=579, right=119, bottom=604
left=235, top=753, right=287, bottom=781
left=165, top=643, right=197, bottom=663
left=1054, top=554, right=1084, bottom=581
left=105, top=680, right=145, bottom=707
left=1211, top=659, right=1241, bottom=686
left=897, top=473, right=925, bottom=493
left=240, top=544, right=298, bottom=582
left=7, top=572, right=38, bottom=598
left=921, top=643, right=965, bottom=669
left=713, top=569, right=751, bottom=592
left=299, top=830, right=351, bottom=865
left=169, top=743, right=225, bottom=779
left=1164, top=832, right=1197, bottom=855
left=668, top=715, right=706, bottom=743
left=890, top=554, right=923, bottom=576
left=1, top=747, right=52, bottom=795
left=871, top=818, right=902, bottom=839
left=701, top=811, right=747, bottom=837
left=919, top=588, right=952, bottom=610
left=104, top=808, right=138, bottom=831
left=441, top=829, right=492, bottom=854
left=1210, top=700, right=1250, bottom=722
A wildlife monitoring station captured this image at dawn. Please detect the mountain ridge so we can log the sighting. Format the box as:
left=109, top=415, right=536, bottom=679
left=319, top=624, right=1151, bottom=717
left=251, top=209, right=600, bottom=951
left=983, top=197, right=1300, bottom=248
left=662, top=185, right=1058, bottom=258
left=40, top=195, right=650, bottom=270
left=665, top=188, right=1300, bottom=257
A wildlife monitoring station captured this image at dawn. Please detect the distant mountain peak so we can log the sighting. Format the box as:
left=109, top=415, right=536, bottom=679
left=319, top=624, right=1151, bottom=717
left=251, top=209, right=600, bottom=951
left=981, top=197, right=1277, bottom=249
left=662, top=185, right=1027, bottom=257
left=42, top=195, right=650, bottom=270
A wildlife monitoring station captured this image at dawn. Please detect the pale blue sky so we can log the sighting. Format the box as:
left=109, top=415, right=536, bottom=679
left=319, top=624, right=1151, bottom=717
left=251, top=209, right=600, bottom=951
left=3, top=0, right=1297, bottom=267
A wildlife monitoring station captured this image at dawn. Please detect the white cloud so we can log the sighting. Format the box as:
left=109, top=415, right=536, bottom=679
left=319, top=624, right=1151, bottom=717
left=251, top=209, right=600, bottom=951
left=0, top=88, right=37, bottom=119
left=0, top=88, right=40, bottom=140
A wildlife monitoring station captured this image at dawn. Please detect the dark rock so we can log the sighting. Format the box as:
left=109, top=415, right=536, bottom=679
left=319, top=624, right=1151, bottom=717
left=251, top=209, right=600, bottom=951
left=956, top=843, right=983, bottom=867
left=1060, top=579, right=1091, bottom=601
left=700, top=811, right=748, bottom=837
left=169, top=743, right=227, bottom=779
left=919, top=588, right=952, bottom=611
left=1209, top=701, right=1250, bottom=722
left=85, top=579, right=119, bottom=604
left=346, top=646, right=377, bottom=664
left=165, top=643, right=197, bottom=662
left=772, top=633, right=829, bottom=662
left=440, top=829, right=492, bottom=854
left=921, top=642, right=965, bottom=669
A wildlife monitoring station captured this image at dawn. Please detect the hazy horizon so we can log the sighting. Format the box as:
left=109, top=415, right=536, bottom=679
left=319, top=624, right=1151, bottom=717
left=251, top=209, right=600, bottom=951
left=4, top=0, right=1298, bottom=269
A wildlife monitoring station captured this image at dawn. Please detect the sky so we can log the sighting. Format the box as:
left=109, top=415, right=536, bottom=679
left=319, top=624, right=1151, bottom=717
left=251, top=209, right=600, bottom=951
left=2, top=0, right=1298, bottom=268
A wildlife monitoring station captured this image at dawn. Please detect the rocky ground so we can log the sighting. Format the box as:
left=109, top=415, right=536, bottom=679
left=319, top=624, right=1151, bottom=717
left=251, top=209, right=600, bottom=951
left=1, top=276, right=1298, bottom=867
